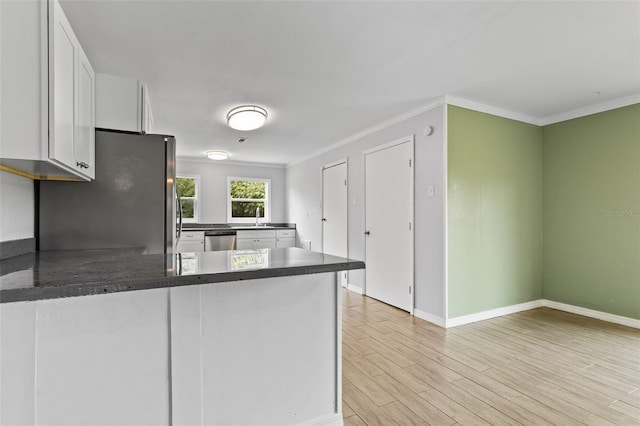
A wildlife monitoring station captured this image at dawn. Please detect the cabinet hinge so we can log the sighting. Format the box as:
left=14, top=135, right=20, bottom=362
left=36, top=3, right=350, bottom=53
left=344, top=179, right=347, bottom=186
left=409, top=286, right=412, bottom=295
left=409, top=222, right=412, bottom=231
left=409, top=159, right=412, bottom=168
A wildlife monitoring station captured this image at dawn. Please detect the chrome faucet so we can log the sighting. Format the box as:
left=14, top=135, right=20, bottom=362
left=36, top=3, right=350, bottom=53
left=256, top=207, right=260, bottom=226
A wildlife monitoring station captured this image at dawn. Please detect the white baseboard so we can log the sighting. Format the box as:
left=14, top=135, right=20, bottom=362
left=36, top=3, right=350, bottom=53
left=541, top=299, right=640, bottom=329
left=345, top=284, right=363, bottom=295
left=446, top=300, right=544, bottom=328
left=443, top=299, right=640, bottom=329
left=298, top=413, right=343, bottom=426
left=414, top=309, right=446, bottom=327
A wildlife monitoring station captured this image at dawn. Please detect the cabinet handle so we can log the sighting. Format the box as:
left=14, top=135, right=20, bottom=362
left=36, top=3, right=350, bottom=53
left=76, top=161, right=90, bottom=169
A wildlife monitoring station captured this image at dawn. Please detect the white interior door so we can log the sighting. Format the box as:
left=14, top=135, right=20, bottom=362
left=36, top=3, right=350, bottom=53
left=322, top=161, right=348, bottom=285
left=364, top=137, right=414, bottom=312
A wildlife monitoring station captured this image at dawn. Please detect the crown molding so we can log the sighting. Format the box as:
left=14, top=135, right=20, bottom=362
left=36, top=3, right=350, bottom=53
left=287, top=97, right=446, bottom=167
left=285, top=93, right=639, bottom=169
left=445, top=95, right=540, bottom=125
left=538, top=93, right=640, bottom=126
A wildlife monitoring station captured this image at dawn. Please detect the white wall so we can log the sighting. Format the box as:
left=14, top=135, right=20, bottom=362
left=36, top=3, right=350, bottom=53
left=286, top=105, right=446, bottom=319
left=175, top=159, right=287, bottom=224
left=0, top=171, right=34, bottom=242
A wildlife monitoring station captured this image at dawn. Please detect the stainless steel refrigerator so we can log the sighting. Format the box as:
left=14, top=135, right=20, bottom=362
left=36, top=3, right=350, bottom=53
left=39, top=130, right=178, bottom=254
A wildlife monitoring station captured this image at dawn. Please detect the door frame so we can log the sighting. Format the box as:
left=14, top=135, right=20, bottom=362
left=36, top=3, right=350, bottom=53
left=321, top=158, right=349, bottom=286
left=362, top=135, right=415, bottom=314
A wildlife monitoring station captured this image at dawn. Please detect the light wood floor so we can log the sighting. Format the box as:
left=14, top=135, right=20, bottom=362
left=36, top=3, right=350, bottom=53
left=341, top=290, right=640, bottom=426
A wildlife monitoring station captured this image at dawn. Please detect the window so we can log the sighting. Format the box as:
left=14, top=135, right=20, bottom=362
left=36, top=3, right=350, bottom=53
left=177, top=176, right=199, bottom=222
left=227, top=177, right=270, bottom=223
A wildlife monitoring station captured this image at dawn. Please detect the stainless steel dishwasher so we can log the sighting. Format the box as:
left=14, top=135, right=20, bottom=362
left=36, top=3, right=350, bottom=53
left=204, top=230, right=237, bottom=251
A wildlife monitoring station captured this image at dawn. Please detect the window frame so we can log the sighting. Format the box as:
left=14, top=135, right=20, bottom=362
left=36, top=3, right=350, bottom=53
left=176, top=175, right=199, bottom=223
left=227, top=176, right=271, bottom=223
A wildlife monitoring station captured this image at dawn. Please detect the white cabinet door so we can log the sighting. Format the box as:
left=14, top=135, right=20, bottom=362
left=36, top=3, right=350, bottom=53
left=35, top=289, right=171, bottom=426
left=236, top=238, right=275, bottom=249
left=235, top=231, right=253, bottom=250
left=236, top=230, right=275, bottom=249
left=49, top=0, right=77, bottom=171
left=276, top=238, right=296, bottom=248
left=96, top=73, right=149, bottom=133
left=142, top=85, right=154, bottom=134
left=0, top=302, right=37, bottom=426
left=177, top=231, right=204, bottom=252
left=236, top=239, right=254, bottom=250
left=252, top=231, right=275, bottom=249
left=75, top=47, right=95, bottom=179
left=254, top=238, right=276, bottom=249
left=0, top=0, right=94, bottom=181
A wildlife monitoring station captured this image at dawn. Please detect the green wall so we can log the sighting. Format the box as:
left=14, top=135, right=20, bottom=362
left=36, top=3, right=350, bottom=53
left=542, top=104, right=640, bottom=319
left=447, top=106, right=543, bottom=318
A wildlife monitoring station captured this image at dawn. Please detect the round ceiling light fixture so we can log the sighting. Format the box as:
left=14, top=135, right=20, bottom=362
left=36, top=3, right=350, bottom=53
left=226, top=105, right=267, bottom=131
left=206, top=150, right=229, bottom=160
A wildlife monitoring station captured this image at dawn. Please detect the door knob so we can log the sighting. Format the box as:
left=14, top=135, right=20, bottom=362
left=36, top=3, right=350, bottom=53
left=364, top=231, right=370, bottom=236
left=322, top=218, right=327, bottom=222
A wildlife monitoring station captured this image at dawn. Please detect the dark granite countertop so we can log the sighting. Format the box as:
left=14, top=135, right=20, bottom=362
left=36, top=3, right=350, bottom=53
left=0, top=247, right=364, bottom=303
left=181, top=223, right=296, bottom=231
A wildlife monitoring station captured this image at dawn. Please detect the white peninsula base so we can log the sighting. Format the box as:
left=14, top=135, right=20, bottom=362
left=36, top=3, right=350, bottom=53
left=1, top=273, right=343, bottom=426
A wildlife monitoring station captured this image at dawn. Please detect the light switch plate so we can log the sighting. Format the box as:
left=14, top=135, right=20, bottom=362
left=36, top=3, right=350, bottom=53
left=427, top=185, right=435, bottom=197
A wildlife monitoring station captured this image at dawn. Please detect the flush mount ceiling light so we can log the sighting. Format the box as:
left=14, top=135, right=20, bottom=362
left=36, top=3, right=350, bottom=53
left=226, top=105, right=267, bottom=131
left=206, top=150, right=229, bottom=160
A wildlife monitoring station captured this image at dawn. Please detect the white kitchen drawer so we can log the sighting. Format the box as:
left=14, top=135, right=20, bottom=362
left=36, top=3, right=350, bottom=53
left=276, top=229, right=295, bottom=238
left=236, top=230, right=276, bottom=239
left=177, top=240, right=204, bottom=252
left=180, top=231, right=204, bottom=241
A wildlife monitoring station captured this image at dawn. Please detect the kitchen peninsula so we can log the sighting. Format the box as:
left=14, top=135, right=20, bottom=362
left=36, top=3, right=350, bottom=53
left=0, top=248, right=364, bottom=426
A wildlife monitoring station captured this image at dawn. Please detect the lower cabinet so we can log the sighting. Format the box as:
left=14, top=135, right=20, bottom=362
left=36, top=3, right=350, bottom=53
left=177, top=231, right=204, bottom=252
left=236, top=230, right=276, bottom=249
left=170, top=274, right=340, bottom=425
left=236, top=229, right=296, bottom=249
left=276, top=229, right=297, bottom=248
left=0, top=289, right=171, bottom=426
left=276, top=237, right=296, bottom=248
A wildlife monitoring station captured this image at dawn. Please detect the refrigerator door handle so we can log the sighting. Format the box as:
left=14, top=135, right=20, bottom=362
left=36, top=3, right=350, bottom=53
left=176, top=193, right=183, bottom=243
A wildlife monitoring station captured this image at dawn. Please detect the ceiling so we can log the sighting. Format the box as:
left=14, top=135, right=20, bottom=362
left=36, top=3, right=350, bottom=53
left=60, top=0, right=640, bottom=166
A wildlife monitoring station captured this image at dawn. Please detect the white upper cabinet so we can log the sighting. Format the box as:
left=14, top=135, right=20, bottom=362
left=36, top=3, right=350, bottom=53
left=75, top=49, right=96, bottom=177
left=142, top=86, right=154, bottom=134
left=0, top=0, right=95, bottom=181
left=49, top=0, right=95, bottom=179
left=96, top=73, right=153, bottom=134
